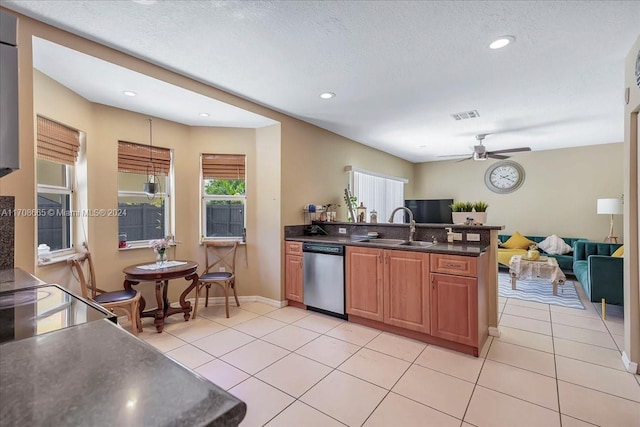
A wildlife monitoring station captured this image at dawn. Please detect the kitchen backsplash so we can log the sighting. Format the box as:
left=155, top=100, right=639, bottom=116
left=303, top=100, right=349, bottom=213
left=0, top=196, right=15, bottom=269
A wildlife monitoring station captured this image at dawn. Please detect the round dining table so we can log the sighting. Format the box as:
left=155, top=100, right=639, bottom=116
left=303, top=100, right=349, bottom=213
left=122, top=260, right=199, bottom=333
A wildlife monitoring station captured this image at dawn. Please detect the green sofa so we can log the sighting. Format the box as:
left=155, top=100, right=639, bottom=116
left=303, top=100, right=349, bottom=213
left=573, top=241, right=624, bottom=305
left=498, top=234, right=586, bottom=274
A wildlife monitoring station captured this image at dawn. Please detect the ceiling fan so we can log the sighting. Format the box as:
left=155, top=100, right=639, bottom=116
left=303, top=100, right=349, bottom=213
left=440, top=134, right=531, bottom=161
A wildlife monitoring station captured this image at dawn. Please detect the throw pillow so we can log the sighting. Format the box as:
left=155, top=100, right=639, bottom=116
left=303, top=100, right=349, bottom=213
left=537, top=234, right=572, bottom=255
left=612, top=246, right=624, bottom=257
left=502, top=232, right=535, bottom=250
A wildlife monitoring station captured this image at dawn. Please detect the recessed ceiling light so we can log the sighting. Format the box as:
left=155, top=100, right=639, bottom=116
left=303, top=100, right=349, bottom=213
left=199, top=113, right=210, bottom=117
left=320, top=92, right=335, bottom=99
left=123, top=91, right=137, bottom=97
left=489, top=36, right=515, bottom=49
left=132, top=0, right=157, bottom=5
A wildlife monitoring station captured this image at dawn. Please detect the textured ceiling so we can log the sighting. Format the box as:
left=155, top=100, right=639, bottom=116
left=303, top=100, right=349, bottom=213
left=2, top=0, right=639, bottom=163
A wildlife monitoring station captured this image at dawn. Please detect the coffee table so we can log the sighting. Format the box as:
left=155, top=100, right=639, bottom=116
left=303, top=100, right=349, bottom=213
left=509, top=255, right=566, bottom=296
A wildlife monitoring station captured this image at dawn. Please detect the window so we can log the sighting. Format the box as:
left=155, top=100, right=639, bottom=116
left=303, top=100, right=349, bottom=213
left=201, top=154, right=246, bottom=240
left=348, top=167, right=406, bottom=223
left=36, top=116, right=79, bottom=253
left=117, top=141, right=172, bottom=243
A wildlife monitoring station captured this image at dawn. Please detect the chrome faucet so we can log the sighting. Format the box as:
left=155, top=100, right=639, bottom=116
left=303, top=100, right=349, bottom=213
left=388, top=207, right=416, bottom=242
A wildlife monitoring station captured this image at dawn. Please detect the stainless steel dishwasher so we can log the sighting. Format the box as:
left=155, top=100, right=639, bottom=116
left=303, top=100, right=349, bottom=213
left=302, top=242, right=346, bottom=319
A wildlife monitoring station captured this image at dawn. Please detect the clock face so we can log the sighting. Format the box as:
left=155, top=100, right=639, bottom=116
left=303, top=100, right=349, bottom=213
left=484, top=161, right=525, bottom=194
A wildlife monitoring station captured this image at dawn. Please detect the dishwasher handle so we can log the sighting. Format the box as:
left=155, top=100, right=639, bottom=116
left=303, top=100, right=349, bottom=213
left=302, top=243, right=344, bottom=256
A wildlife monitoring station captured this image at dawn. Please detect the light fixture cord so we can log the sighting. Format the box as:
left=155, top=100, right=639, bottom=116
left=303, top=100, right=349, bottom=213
left=149, top=118, right=153, bottom=166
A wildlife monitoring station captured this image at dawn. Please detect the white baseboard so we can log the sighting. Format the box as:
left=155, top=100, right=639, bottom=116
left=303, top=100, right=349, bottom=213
left=489, top=326, right=501, bottom=337
left=117, top=295, right=287, bottom=323
left=622, top=351, right=639, bottom=374
left=188, top=295, right=286, bottom=308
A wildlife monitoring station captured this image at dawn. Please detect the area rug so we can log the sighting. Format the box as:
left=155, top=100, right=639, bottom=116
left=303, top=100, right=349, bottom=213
left=498, top=272, right=584, bottom=309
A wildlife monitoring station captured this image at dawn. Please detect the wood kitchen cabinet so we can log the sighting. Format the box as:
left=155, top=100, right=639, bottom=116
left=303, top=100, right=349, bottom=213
left=384, top=250, right=430, bottom=333
left=346, top=246, right=384, bottom=322
left=346, top=247, right=430, bottom=333
left=430, top=253, right=487, bottom=351
left=284, top=241, right=303, bottom=303
left=430, top=273, right=477, bottom=346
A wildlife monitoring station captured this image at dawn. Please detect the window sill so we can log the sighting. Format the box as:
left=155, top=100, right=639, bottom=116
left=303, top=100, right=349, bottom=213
left=119, top=243, right=177, bottom=251
left=199, top=239, right=246, bottom=246
left=38, top=253, right=77, bottom=267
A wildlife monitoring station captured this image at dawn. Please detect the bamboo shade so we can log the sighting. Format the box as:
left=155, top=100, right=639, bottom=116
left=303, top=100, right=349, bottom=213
left=118, top=140, right=171, bottom=175
left=37, top=116, right=80, bottom=165
left=202, top=154, right=246, bottom=180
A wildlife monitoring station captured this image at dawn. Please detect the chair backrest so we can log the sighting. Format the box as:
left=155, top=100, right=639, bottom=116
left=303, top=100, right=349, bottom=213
left=68, top=250, right=100, bottom=300
left=203, top=241, right=238, bottom=275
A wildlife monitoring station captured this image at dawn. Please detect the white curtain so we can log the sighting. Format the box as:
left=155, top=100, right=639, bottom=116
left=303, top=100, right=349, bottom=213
left=353, top=170, right=404, bottom=222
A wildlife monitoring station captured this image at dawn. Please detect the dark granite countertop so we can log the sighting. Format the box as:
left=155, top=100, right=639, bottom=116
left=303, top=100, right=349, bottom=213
left=0, top=268, right=46, bottom=293
left=0, top=319, right=246, bottom=426
left=285, top=235, right=487, bottom=256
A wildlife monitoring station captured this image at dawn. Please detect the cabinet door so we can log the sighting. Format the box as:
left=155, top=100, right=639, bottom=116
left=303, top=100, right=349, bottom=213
left=285, top=255, right=304, bottom=302
left=346, top=246, right=384, bottom=321
left=384, top=250, right=430, bottom=333
left=430, top=273, right=478, bottom=346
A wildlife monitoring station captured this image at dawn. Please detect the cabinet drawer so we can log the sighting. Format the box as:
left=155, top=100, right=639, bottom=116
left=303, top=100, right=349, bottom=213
left=431, top=253, right=477, bottom=277
left=285, top=241, right=303, bottom=255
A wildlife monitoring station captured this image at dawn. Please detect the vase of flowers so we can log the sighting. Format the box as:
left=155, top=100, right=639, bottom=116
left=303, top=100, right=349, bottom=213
left=150, top=238, right=170, bottom=267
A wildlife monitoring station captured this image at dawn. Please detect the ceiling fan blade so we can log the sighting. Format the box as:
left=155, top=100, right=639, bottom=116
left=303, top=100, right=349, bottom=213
left=488, top=147, right=531, bottom=155
left=488, top=154, right=510, bottom=160
left=456, top=156, right=473, bottom=162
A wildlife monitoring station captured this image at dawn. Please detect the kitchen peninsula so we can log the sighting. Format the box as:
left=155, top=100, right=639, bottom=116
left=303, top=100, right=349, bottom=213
left=284, top=222, right=503, bottom=357
left=0, top=268, right=246, bottom=427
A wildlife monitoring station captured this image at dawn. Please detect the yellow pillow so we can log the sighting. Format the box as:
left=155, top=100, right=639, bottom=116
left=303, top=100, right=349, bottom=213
left=502, top=232, right=535, bottom=250
left=612, top=246, right=624, bottom=257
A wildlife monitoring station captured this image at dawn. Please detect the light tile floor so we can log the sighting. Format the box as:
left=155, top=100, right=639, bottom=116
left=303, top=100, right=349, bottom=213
left=130, top=286, right=640, bottom=427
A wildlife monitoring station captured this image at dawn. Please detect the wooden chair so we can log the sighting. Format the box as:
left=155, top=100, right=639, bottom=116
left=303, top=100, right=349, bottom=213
left=68, top=247, right=142, bottom=335
left=193, top=241, right=239, bottom=318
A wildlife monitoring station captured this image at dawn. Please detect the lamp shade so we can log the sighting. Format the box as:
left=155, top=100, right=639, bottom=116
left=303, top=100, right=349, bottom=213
left=597, top=198, right=622, bottom=215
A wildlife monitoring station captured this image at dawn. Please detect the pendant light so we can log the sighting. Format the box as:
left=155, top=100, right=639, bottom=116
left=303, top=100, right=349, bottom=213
left=143, top=118, right=160, bottom=198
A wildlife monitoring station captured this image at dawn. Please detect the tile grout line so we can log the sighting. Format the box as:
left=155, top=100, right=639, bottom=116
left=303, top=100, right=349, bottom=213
left=550, top=307, right=564, bottom=427
left=459, top=336, right=493, bottom=424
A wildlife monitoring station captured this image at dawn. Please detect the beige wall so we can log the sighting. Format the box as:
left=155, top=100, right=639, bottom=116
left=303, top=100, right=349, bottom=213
left=623, top=35, right=639, bottom=371
left=2, top=11, right=411, bottom=305
left=280, top=124, right=414, bottom=226
left=413, top=143, right=624, bottom=241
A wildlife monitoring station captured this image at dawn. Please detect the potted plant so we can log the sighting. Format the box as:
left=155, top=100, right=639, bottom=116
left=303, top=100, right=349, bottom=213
left=450, top=201, right=473, bottom=224
left=471, top=201, right=489, bottom=225
left=450, top=201, right=489, bottom=224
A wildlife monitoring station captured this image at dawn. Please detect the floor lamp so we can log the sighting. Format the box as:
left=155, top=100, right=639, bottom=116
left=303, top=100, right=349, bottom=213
left=597, top=198, right=622, bottom=243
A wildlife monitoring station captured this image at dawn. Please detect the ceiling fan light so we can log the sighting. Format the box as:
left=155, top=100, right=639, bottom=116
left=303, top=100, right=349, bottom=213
left=473, top=152, right=488, bottom=161
left=489, top=36, right=515, bottom=49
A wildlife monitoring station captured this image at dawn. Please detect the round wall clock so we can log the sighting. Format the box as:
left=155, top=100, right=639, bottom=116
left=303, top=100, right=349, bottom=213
left=484, top=160, right=526, bottom=194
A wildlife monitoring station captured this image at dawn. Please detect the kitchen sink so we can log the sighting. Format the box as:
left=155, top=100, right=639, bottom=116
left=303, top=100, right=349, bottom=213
left=398, top=241, right=435, bottom=247
left=357, top=238, right=434, bottom=247
left=358, top=238, right=406, bottom=245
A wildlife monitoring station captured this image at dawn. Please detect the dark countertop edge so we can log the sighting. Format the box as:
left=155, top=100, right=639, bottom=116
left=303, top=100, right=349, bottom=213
left=0, top=319, right=247, bottom=427
left=0, top=268, right=47, bottom=293
left=306, top=221, right=505, bottom=230
left=286, top=236, right=487, bottom=256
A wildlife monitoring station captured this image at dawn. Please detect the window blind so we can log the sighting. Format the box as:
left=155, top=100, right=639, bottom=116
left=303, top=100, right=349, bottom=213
left=202, top=154, right=246, bottom=180
left=118, top=140, right=171, bottom=175
left=36, top=116, right=80, bottom=165
left=353, top=170, right=404, bottom=222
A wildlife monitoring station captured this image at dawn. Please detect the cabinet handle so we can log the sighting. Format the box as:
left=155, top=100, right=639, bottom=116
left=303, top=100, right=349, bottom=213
left=378, top=253, right=382, bottom=263
left=443, top=262, right=463, bottom=269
